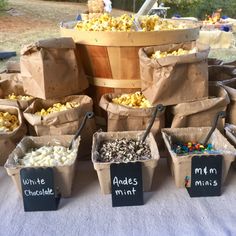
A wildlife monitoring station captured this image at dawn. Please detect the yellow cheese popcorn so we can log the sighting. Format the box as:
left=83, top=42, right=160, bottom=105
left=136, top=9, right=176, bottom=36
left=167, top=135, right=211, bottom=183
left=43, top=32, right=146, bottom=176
left=112, top=92, right=151, bottom=108
left=0, top=112, right=19, bottom=132
left=6, top=93, right=33, bottom=101
left=35, top=102, right=80, bottom=116
left=75, top=13, right=186, bottom=32
left=151, top=47, right=198, bottom=59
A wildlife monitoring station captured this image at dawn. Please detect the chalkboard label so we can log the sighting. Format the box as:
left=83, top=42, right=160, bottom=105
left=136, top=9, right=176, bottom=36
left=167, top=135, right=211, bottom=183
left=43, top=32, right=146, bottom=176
left=110, top=162, right=144, bottom=207
left=20, top=168, right=60, bottom=212
left=187, top=155, right=222, bottom=197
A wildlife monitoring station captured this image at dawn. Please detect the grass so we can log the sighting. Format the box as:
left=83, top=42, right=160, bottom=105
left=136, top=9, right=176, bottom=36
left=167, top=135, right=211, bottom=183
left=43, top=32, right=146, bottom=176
left=1, top=0, right=236, bottom=71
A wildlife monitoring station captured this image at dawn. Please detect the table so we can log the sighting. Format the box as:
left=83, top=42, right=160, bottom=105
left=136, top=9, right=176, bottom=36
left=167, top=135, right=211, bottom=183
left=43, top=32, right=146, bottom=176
left=0, top=159, right=236, bottom=236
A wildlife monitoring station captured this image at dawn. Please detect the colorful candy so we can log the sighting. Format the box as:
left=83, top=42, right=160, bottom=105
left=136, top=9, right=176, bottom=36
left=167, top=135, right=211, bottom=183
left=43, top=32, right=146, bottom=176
left=172, top=141, right=214, bottom=155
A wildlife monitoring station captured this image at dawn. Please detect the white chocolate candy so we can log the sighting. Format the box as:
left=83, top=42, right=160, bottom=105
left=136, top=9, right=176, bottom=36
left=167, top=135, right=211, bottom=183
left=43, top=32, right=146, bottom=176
left=18, top=146, right=77, bottom=167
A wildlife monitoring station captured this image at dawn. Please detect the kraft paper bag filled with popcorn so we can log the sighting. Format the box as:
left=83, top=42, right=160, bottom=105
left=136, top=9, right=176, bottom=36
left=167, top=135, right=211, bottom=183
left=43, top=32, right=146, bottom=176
left=0, top=74, right=35, bottom=110
left=139, top=41, right=209, bottom=106
left=5, top=135, right=80, bottom=197
left=99, top=93, right=165, bottom=144
left=0, top=104, right=27, bottom=165
left=23, top=95, right=96, bottom=159
left=20, top=37, right=88, bottom=99
left=169, top=85, right=230, bottom=132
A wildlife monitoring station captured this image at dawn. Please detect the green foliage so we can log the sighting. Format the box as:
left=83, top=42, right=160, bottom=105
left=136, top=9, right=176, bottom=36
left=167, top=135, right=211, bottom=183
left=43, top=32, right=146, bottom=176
left=163, top=0, right=236, bottom=19
left=194, top=0, right=236, bottom=19
left=0, top=0, right=7, bottom=10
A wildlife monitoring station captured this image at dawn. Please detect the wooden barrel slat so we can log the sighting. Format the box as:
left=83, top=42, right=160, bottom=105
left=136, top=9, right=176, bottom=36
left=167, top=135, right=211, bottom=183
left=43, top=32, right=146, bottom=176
left=61, top=22, right=200, bottom=119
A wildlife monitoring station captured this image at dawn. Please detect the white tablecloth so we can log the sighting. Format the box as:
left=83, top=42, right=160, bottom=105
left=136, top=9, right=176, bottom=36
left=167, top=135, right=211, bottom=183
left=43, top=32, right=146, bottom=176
left=0, top=159, right=236, bottom=236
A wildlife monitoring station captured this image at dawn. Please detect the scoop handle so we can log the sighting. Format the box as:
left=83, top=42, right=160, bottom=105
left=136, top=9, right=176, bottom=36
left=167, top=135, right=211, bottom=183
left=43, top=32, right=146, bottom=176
left=69, top=111, right=94, bottom=150
left=142, top=104, right=164, bottom=143
left=202, top=111, right=226, bottom=146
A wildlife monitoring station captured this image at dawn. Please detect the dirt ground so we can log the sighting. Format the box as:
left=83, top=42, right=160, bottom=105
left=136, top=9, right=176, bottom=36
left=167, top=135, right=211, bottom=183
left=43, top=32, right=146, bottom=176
left=0, top=0, right=236, bottom=71
left=0, top=0, right=128, bottom=70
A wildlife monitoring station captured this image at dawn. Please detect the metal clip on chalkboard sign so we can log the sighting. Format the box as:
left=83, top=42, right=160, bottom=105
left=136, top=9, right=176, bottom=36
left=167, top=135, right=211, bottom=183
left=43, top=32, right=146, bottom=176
left=142, top=104, right=165, bottom=143
left=202, top=111, right=226, bottom=146
left=69, top=111, right=94, bottom=150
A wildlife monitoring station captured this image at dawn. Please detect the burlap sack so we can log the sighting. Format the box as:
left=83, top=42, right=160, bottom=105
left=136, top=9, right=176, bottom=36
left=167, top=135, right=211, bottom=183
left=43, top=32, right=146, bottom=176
left=0, top=74, right=35, bottom=110
left=23, top=95, right=96, bottom=158
left=219, top=78, right=236, bottom=124
left=99, top=93, right=165, bottom=141
left=139, top=41, right=209, bottom=106
left=170, top=85, right=230, bottom=132
left=0, top=105, right=27, bottom=165
left=20, top=37, right=88, bottom=99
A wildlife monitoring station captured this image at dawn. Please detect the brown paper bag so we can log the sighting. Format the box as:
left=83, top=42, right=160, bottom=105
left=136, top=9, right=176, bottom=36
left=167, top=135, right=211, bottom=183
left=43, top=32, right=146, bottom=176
left=0, top=74, right=35, bottom=110
left=5, top=135, right=80, bottom=197
left=208, top=58, right=223, bottom=66
left=170, top=85, right=230, bottom=132
left=139, top=41, right=209, bottom=106
left=99, top=93, right=165, bottom=141
left=208, top=64, right=236, bottom=82
left=225, top=123, right=236, bottom=147
left=20, top=37, right=88, bottom=99
left=0, top=105, right=27, bottom=165
left=23, top=95, right=96, bottom=158
left=219, top=78, right=236, bottom=124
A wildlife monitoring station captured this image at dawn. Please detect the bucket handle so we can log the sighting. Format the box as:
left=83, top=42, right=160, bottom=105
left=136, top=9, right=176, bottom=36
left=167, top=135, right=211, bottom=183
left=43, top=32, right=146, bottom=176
left=202, top=111, right=226, bottom=146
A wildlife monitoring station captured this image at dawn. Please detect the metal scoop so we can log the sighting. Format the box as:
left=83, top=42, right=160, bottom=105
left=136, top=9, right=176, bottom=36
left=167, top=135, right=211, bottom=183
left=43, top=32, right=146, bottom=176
left=141, top=104, right=165, bottom=143
left=202, top=111, right=226, bottom=146
left=69, top=111, right=94, bottom=150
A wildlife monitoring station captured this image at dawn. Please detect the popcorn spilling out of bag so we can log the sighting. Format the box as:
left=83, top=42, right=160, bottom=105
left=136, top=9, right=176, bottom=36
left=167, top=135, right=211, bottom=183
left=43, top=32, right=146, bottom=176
left=6, top=93, right=34, bottom=101
left=112, top=92, right=151, bottom=108
left=17, top=146, right=77, bottom=167
left=35, top=102, right=80, bottom=116
left=0, top=112, right=19, bottom=132
left=151, top=47, right=198, bottom=59
left=75, top=13, right=187, bottom=32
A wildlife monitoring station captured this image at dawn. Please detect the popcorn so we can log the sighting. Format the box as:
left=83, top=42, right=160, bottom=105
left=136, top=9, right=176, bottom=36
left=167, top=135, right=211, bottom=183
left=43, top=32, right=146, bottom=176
left=75, top=13, right=134, bottom=32
left=18, top=146, right=77, bottom=167
left=35, top=102, right=80, bottom=116
left=112, top=92, right=151, bottom=108
left=88, top=0, right=105, bottom=13
left=75, top=13, right=186, bottom=32
left=151, top=47, right=198, bottom=59
left=0, top=111, right=19, bottom=132
left=6, top=93, right=34, bottom=101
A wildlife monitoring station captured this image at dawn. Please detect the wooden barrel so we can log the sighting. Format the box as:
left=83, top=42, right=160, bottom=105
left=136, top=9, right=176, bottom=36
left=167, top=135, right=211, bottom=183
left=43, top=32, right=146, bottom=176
left=60, top=21, right=200, bottom=121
